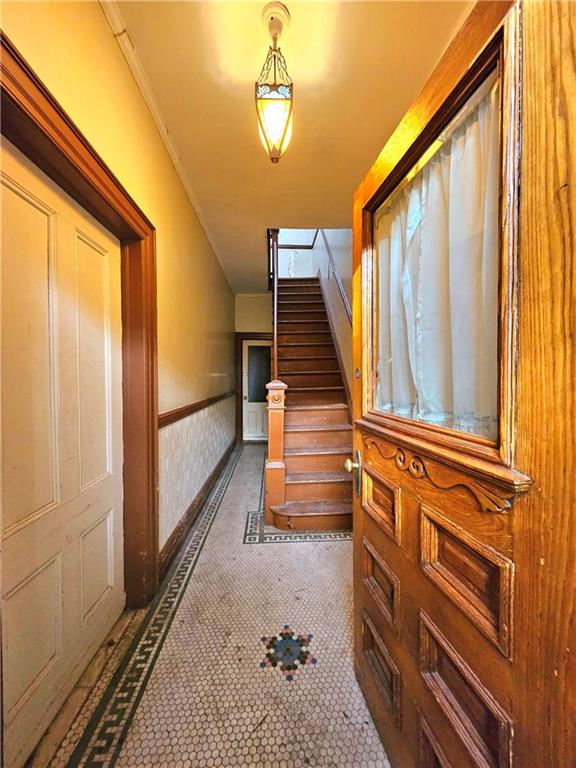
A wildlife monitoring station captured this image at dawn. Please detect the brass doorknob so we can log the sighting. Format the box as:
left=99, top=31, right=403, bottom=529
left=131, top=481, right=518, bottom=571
left=344, top=458, right=359, bottom=473
left=344, top=449, right=362, bottom=497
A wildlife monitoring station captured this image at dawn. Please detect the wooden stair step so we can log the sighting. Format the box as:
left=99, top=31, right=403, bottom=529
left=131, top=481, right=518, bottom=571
left=278, top=308, right=327, bottom=313
left=284, top=445, right=350, bottom=472
left=284, top=423, right=351, bottom=449
left=278, top=338, right=334, bottom=349
left=278, top=288, right=322, bottom=295
left=280, top=372, right=342, bottom=388
left=278, top=344, right=336, bottom=358
left=287, top=387, right=345, bottom=405
left=285, top=471, right=351, bottom=483
left=285, top=471, right=352, bottom=502
left=271, top=501, right=352, bottom=532
left=284, top=445, right=351, bottom=454
left=285, top=403, right=349, bottom=426
left=280, top=356, right=338, bottom=372
left=279, top=318, right=328, bottom=323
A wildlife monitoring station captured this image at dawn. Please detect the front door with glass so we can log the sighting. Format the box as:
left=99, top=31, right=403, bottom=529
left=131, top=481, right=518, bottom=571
left=351, top=6, right=534, bottom=767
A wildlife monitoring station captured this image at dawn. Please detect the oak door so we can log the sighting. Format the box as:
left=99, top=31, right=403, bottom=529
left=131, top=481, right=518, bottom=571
left=242, top=340, right=271, bottom=440
left=1, top=139, right=125, bottom=768
left=351, top=5, right=536, bottom=767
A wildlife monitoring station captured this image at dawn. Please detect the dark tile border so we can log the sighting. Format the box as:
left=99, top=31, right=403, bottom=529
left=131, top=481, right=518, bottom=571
left=60, top=445, right=243, bottom=767
left=243, top=454, right=352, bottom=544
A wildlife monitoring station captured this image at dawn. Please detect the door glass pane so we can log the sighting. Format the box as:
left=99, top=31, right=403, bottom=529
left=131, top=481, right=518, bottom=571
left=373, top=71, right=500, bottom=440
left=248, top=346, right=271, bottom=402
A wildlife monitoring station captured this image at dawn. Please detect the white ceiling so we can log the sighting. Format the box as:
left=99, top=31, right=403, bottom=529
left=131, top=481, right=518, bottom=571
left=113, top=1, right=471, bottom=293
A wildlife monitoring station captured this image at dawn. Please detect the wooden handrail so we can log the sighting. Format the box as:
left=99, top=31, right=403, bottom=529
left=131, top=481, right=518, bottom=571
left=322, top=231, right=352, bottom=325
left=271, top=227, right=279, bottom=380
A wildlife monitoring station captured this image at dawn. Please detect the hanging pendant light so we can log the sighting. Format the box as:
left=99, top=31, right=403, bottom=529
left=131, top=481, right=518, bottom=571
left=255, top=3, right=293, bottom=164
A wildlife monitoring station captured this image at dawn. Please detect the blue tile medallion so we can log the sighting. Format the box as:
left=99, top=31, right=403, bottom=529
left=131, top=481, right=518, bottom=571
left=260, top=625, right=317, bottom=681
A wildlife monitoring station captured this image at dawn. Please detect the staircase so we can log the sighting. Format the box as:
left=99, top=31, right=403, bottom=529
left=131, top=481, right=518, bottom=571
left=270, top=277, right=353, bottom=531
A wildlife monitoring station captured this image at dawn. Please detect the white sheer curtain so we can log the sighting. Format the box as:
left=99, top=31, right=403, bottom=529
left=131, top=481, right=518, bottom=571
left=375, top=75, right=500, bottom=439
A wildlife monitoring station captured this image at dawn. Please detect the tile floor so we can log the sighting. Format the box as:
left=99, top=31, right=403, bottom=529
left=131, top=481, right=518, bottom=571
left=46, top=444, right=390, bottom=768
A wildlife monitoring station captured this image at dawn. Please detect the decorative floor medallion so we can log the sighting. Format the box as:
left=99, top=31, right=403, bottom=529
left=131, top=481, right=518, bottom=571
left=260, top=625, right=317, bottom=681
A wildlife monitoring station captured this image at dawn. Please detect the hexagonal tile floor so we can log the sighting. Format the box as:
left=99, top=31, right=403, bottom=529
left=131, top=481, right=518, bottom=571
left=49, top=444, right=390, bottom=767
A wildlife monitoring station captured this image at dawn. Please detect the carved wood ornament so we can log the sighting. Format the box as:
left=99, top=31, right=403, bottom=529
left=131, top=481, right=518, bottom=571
left=364, top=437, right=527, bottom=513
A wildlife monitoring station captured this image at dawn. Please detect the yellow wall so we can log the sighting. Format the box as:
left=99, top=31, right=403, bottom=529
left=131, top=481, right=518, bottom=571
left=1, top=1, right=235, bottom=413
left=235, top=294, right=272, bottom=333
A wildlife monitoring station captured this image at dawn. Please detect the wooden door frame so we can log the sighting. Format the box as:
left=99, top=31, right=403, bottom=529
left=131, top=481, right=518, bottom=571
left=0, top=33, right=159, bottom=608
left=235, top=332, right=272, bottom=442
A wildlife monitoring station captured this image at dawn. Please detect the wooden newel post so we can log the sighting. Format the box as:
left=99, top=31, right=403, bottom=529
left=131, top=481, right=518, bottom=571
left=264, top=379, right=287, bottom=524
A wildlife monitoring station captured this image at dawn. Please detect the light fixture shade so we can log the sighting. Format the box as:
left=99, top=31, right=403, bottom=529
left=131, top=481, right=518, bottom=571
left=255, top=43, right=293, bottom=163
left=255, top=83, right=293, bottom=163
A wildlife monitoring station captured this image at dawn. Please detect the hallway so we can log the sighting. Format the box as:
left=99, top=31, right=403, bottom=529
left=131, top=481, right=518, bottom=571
left=48, top=445, right=389, bottom=768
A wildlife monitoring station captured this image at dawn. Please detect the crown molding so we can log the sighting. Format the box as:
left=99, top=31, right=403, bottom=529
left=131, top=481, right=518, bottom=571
left=98, top=1, right=230, bottom=287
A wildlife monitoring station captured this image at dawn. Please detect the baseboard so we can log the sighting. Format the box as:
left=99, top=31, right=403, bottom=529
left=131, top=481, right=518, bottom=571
left=159, top=439, right=236, bottom=580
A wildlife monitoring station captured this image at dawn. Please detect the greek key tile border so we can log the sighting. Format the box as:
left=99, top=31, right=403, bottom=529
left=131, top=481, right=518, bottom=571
left=243, top=455, right=352, bottom=544
left=63, top=444, right=243, bottom=768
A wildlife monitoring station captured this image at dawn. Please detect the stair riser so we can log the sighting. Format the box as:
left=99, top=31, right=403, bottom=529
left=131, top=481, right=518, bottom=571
left=280, top=373, right=342, bottom=388
left=285, top=481, right=352, bottom=502
left=278, top=333, right=333, bottom=344
left=280, top=358, right=338, bottom=372
left=285, top=454, right=350, bottom=473
left=278, top=287, right=323, bottom=295
left=278, top=311, right=328, bottom=321
left=279, top=322, right=330, bottom=333
left=272, top=510, right=352, bottom=532
left=284, top=429, right=351, bottom=449
left=285, top=407, right=349, bottom=426
left=278, top=301, right=325, bottom=312
left=278, top=279, right=319, bottom=285
left=287, top=390, right=345, bottom=405
left=279, top=345, right=335, bottom=358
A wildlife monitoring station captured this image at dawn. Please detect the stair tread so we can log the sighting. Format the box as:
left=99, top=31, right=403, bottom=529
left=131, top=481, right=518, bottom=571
left=285, top=471, right=351, bottom=484
left=280, top=370, right=340, bottom=375
left=285, top=403, right=348, bottom=410
left=284, top=446, right=351, bottom=456
left=284, top=423, right=351, bottom=433
left=288, top=386, right=344, bottom=392
left=278, top=342, right=334, bottom=347
left=271, top=501, right=352, bottom=517
left=280, top=357, right=337, bottom=362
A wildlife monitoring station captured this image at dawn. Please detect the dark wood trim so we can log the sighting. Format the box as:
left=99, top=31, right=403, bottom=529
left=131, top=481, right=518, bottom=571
left=159, top=439, right=236, bottom=579
left=235, top=332, right=273, bottom=442
left=355, top=22, right=516, bottom=468
left=158, top=391, right=235, bottom=429
left=318, top=278, right=352, bottom=413
left=1, top=33, right=159, bottom=608
left=364, top=30, right=503, bottom=215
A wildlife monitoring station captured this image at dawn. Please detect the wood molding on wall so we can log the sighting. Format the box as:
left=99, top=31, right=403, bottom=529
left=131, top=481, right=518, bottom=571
left=235, top=332, right=273, bottom=442
left=0, top=33, right=159, bottom=608
left=158, top=391, right=235, bottom=429
left=159, top=439, right=236, bottom=579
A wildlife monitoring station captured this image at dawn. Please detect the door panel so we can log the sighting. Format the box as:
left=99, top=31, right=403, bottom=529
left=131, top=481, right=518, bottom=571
left=351, top=6, right=533, bottom=768
left=242, top=340, right=271, bottom=440
left=1, top=139, right=125, bottom=768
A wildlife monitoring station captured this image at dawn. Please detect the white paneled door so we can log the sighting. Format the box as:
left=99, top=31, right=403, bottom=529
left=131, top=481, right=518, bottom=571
left=242, top=340, right=271, bottom=440
left=1, top=139, right=125, bottom=768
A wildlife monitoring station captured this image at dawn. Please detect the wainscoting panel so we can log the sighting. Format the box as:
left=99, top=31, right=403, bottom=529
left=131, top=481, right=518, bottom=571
left=159, top=395, right=236, bottom=550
